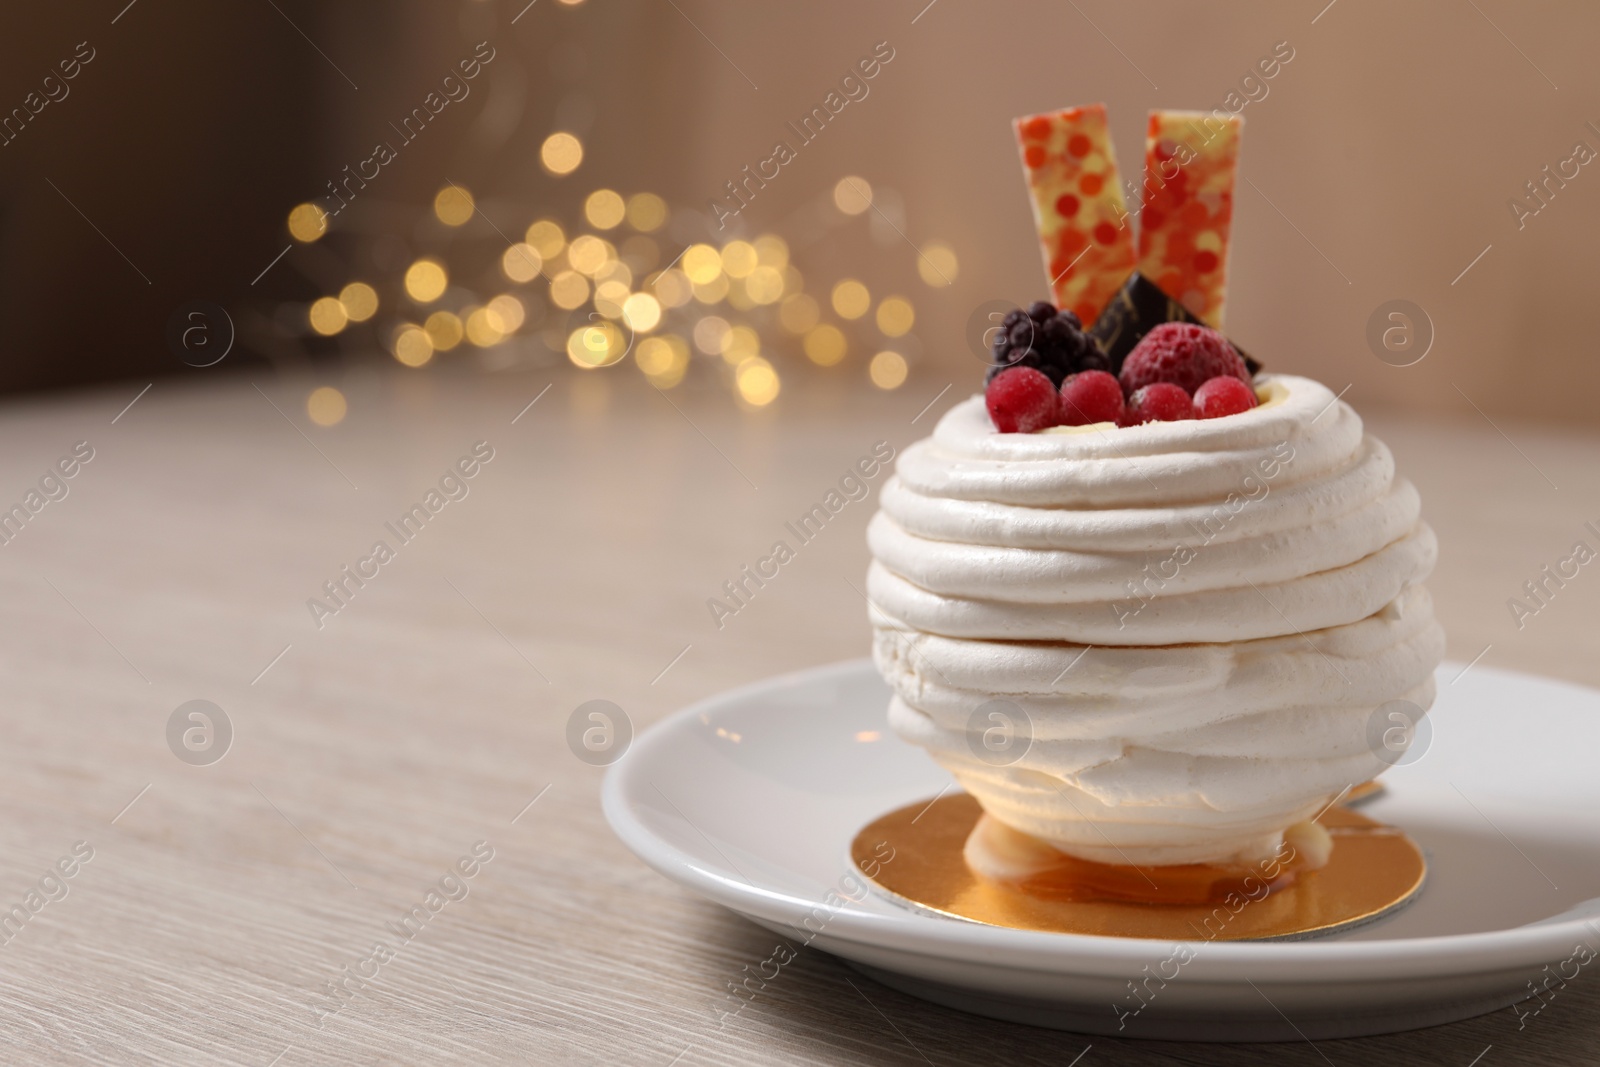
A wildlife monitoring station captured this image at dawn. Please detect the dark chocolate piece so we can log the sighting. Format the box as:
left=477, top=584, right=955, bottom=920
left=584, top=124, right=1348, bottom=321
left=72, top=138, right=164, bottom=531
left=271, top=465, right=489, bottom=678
left=1087, top=271, right=1260, bottom=376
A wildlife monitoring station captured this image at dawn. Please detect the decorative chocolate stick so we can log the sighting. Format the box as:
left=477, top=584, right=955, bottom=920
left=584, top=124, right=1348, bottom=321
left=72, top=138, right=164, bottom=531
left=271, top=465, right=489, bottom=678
left=1137, top=109, right=1243, bottom=328
left=1013, top=104, right=1137, bottom=327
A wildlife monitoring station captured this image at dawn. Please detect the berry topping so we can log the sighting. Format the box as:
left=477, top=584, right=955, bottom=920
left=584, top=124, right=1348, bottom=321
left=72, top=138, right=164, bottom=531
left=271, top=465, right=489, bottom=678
left=1193, top=375, right=1259, bottom=419
left=985, top=366, right=1061, bottom=433
left=1059, top=370, right=1125, bottom=426
left=1121, top=382, right=1194, bottom=425
left=986, top=301, right=1110, bottom=388
left=1118, top=322, right=1249, bottom=396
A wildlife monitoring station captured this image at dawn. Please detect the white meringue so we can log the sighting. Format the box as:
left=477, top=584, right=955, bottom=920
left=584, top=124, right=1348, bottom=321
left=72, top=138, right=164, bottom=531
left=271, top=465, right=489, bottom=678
left=868, top=375, right=1445, bottom=866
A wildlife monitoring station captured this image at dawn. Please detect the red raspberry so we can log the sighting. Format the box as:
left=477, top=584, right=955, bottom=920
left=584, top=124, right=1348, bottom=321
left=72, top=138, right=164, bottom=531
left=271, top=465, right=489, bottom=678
left=1059, top=370, right=1125, bottom=426
left=1119, top=322, right=1249, bottom=396
left=985, top=366, right=1060, bottom=433
left=1194, top=375, right=1258, bottom=419
left=1121, top=382, right=1193, bottom=426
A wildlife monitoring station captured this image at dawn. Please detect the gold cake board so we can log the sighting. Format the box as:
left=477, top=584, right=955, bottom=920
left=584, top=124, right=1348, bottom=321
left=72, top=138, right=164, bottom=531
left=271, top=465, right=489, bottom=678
left=851, top=792, right=1425, bottom=942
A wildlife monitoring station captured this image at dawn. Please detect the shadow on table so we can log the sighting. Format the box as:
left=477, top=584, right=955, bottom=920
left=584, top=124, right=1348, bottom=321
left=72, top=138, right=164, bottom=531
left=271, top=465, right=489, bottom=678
left=690, top=909, right=1600, bottom=1067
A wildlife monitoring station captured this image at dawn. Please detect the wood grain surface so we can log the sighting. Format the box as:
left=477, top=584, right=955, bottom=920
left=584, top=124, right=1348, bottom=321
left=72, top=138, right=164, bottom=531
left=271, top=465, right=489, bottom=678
left=0, top=367, right=1594, bottom=1066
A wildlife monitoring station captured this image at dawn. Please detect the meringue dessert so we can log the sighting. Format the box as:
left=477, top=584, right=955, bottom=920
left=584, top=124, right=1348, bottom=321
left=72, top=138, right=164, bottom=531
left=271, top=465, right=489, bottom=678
left=868, top=372, right=1444, bottom=872
left=864, top=102, right=1443, bottom=895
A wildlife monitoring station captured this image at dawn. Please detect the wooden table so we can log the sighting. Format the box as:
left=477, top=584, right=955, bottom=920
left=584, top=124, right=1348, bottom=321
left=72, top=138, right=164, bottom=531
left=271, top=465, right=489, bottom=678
left=0, top=366, right=1594, bottom=1065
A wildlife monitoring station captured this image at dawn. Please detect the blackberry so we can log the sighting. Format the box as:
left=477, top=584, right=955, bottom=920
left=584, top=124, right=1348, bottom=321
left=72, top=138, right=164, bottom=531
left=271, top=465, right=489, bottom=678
left=985, top=302, right=1106, bottom=387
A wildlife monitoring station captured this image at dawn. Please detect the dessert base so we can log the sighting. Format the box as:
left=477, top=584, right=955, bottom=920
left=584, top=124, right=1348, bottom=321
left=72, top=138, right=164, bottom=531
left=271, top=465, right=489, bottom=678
left=851, top=792, right=1425, bottom=942
left=1344, top=779, right=1385, bottom=806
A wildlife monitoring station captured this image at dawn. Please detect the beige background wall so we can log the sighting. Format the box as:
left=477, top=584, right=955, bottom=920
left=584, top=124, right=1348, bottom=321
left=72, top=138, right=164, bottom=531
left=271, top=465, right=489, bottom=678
left=461, top=0, right=1595, bottom=424
left=8, top=1, right=1595, bottom=425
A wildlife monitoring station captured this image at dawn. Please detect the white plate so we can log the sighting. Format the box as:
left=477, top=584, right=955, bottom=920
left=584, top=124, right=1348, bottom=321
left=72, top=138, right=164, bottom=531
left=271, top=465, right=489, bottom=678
left=603, top=659, right=1600, bottom=1040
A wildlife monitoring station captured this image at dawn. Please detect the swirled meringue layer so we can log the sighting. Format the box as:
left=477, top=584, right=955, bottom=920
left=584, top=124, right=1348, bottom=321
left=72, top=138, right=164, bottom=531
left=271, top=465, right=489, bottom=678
left=872, top=585, right=1444, bottom=865
left=869, top=377, right=1437, bottom=647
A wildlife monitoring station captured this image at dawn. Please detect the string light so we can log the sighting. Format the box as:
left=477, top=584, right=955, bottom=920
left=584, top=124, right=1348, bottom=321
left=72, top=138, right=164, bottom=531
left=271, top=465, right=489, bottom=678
left=584, top=189, right=626, bottom=230
left=626, top=193, right=667, bottom=232
left=393, top=325, right=434, bottom=367
left=339, top=282, right=378, bottom=321
left=693, top=316, right=731, bottom=356
left=831, top=279, right=871, bottom=320
left=404, top=259, right=448, bottom=303
left=288, top=203, right=327, bottom=242
left=434, top=186, right=475, bottom=226
left=567, top=235, right=610, bottom=276
left=567, top=322, right=624, bottom=367
left=289, top=163, right=934, bottom=411
left=308, top=297, right=348, bottom=336
left=487, top=294, right=525, bottom=332
left=833, top=176, right=872, bottom=215
left=804, top=324, right=847, bottom=366
left=735, top=357, right=780, bottom=406
left=525, top=220, right=566, bottom=258
left=681, top=244, right=722, bottom=284
left=549, top=271, right=589, bottom=310
left=636, top=334, right=688, bottom=387
left=502, top=243, right=543, bottom=282
left=424, top=310, right=464, bottom=350
left=593, top=280, right=630, bottom=319
left=541, top=132, right=584, bottom=175
left=720, top=325, right=760, bottom=365
left=875, top=296, right=915, bottom=337
left=869, top=350, right=909, bottom=389
left=720, top=241, right=758, bottom=279
left=622, top=292, right=662, bottom=332
left=465, top=307, right=505, bottom=346
left=917, top=241, right=959, bottom=287
left=306, top=387, right=348, bottom=426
